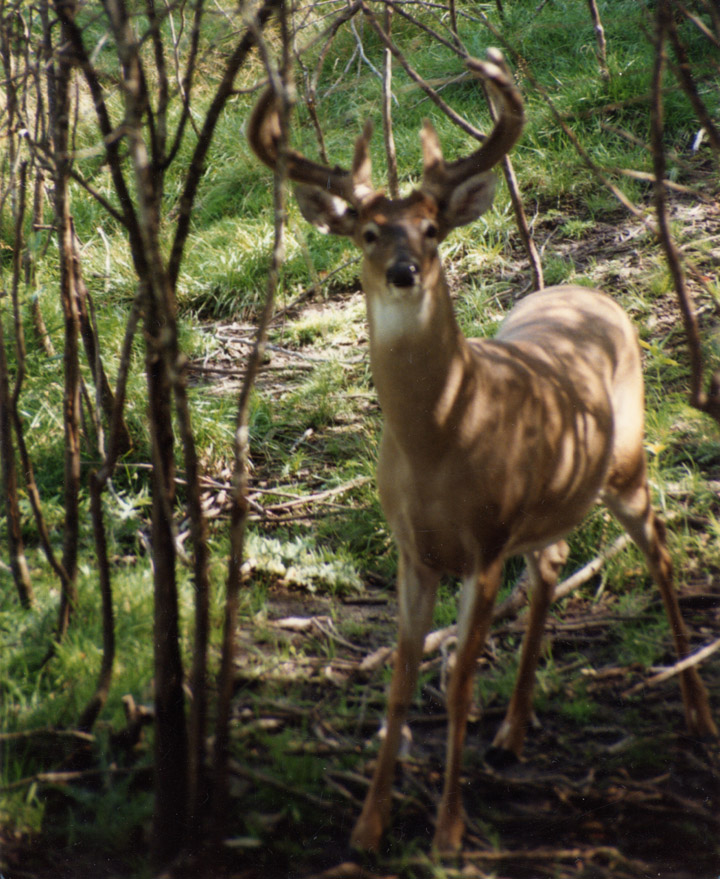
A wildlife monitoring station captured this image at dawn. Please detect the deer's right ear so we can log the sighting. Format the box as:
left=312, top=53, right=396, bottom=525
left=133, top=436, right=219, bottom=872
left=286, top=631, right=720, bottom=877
left=441, top=171, right=497, bottom=232
left=295, top=184, right=358, bottom=237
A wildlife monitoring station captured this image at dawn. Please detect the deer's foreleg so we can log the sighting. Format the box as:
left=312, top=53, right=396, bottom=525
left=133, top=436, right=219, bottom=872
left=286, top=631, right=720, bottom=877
left=350, top=555, right=439, bottom=852
left=434, top=561, right=502, bottom=852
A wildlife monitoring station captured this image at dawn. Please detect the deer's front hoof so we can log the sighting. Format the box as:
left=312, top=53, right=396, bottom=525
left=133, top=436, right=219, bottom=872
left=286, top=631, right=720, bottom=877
left=432, top=810, right=464, bottom=854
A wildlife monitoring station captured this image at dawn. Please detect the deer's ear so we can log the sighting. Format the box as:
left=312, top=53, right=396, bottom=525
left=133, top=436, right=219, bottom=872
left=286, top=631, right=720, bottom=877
left=295, top=185, right=358, bottom=237
left=440, top=171, right=497, bottom=232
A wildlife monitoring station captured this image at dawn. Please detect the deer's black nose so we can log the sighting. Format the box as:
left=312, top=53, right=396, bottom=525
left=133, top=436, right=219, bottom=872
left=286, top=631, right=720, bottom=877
left=386, top=260, right=419, bottom=288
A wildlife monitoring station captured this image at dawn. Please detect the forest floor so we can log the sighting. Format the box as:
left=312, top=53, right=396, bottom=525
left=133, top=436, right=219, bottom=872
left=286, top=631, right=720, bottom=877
left=4, top=194, right=720, bottom=879
left=185, top=192, right=720, bottom=879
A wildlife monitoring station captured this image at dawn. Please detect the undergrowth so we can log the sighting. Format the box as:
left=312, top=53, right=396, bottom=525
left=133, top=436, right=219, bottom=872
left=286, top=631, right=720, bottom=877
left=1, top=1, right=719, bottom=876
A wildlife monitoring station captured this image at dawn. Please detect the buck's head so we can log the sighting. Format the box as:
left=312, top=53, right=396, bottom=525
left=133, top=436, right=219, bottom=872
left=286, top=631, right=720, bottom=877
left=248, top=50, right=523, bottom=303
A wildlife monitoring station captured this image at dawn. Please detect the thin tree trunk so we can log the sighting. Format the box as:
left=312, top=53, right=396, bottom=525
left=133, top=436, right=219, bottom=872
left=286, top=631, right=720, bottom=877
left=104, top=0, right=190, bottom=855
left=651, top=0, right=720, bottom=424
left=0, top=318, right=34, bottom=608
left=76, top=297, right=140, bottom=734
left=27, top=169, right=56, bottom=357
left=0, top=30, right=34, bottom=608
left=213, top=3, right=289, bottom=830
left=70, top=223, right=132, bottom=455
left=77, top=467, right=115, bottom=732
left=51, top=0, right=81, bottom=637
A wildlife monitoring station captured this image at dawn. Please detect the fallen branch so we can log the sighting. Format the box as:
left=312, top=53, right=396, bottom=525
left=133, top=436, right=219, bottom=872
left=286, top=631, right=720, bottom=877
left=258, top=476, right=371, bottom=513
left=552, top=534, right=630, bottom=602
left=228, top=759, right=349, bottom=813
left=2, top=766, right=128, bottom=793
left=624, top=636, right=720, bottom=696
left=0, top=728, right=94, bottom=744
left=360, top=534, right=632, bottom=670
left=269, top=615, right=367, bottom=653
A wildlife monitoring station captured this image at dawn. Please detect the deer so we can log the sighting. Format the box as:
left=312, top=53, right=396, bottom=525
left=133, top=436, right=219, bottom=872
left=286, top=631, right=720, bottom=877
left=248, top=49, right=717, bottom=853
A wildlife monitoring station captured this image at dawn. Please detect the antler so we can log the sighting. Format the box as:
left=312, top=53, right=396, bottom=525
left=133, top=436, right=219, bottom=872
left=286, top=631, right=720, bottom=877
left=249, top=49, right=523, bottom=208
left=248, top=86, right=375, bottom=206
left=421, top=49, right=525, bottom=201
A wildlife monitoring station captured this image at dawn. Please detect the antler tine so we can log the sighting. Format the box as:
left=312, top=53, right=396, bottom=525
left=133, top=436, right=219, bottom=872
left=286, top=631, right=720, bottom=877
left=422, top=49, right=524, bottom=196
left=248, top=87, right=374, bottom=206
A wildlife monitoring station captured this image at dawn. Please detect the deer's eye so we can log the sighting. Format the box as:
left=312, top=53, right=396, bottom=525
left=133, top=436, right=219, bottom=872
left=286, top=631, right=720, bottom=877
left=424, top=222, right=438, bottom=239
left=362, top=225, right=379, bottom=244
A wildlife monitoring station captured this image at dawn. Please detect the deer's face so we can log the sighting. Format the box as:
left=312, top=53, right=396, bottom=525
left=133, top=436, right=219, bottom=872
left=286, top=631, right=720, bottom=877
left=295, top=166, right=496, bottom=305
left=354, top=192, right=442, bottom=298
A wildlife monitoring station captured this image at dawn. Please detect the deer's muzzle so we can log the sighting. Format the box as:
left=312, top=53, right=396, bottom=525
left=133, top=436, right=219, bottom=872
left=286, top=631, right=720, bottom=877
left=386, top=260, right=420, bottom=289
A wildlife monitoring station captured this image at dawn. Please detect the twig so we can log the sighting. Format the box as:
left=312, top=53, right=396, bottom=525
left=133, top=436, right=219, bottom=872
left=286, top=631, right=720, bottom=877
left=259, top=476, right=371, bottom=513
left=617, top=167, right=710, bottom=198
left=599, top=122, right=696, bottom=172
left=677, top=1, right=720, bottom=49
left=361, top=3, right=486, bottom=141
left=349, top=16, right=386, bottom=87
left=229, top=759, right=351, bottom=812
left=483, top=83, right=544, bottom=291
left=624, top=637, right=720, bottom=696
left=213, top=4, right=290, bottom=829
left=0, top=728, right=94, bottom=744
left=552, top=534, right=630, bottom=601
left=437, top=3, right=659, bottom=233
left=270, top=615, right=368, bottom=653
left=586, top=0, right=610, bottom=81
left=297, top=2, right=362, bottom=164
left=364, top=535, right=633, bottom=671
left=2, top=766, right=129, bottom=793
left=249, top=506, right=358, bottom=523
left=667, top=8, right=720, bottom=154
left=269, top=256, right=361, bottom=323
left=651, top=2, right=720, bottom=425
left=381, top=4, right=398, bottom=197
left=436, top=845, right=651, bottom=872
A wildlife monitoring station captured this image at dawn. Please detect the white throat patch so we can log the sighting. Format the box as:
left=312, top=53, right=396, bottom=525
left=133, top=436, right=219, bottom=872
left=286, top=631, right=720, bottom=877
left=368, top=283, right=433, bottom=346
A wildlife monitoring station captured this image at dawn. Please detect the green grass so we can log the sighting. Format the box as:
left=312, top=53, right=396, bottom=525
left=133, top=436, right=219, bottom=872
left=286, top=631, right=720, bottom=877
left=2, top=1, right=720, bottom=873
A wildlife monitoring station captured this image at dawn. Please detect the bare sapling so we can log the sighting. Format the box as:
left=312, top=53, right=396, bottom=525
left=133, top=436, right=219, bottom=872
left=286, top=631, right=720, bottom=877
left=248, top=48, right=717, bottom=854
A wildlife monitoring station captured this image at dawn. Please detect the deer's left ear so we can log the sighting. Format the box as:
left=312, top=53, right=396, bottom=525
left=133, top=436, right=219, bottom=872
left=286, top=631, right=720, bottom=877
left=441, top=171, right=497, bottom=231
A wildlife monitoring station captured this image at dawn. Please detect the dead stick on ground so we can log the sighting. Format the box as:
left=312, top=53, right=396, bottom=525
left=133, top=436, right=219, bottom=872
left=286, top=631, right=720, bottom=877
left=624, top=636, right=720, bottom=696
left=362, top=534, right=633, bottom=668
left=228, top=760, right=348, bottom=812
left=259, top=476, right=371, bottom=512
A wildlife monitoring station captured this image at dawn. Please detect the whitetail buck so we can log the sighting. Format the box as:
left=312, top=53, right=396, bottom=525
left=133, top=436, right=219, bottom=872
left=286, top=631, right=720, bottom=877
left=249, top=50, right=717, bottom=853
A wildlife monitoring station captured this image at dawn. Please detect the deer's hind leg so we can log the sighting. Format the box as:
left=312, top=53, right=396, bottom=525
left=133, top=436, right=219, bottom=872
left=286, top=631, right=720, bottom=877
left=489, top=540, right=569, bottom=762
left=603, top=476, right=717, bottom=738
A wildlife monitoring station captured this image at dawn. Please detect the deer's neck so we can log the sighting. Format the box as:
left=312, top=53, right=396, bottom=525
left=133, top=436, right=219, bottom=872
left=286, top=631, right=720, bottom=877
left=365, top=271, right=476, bottom=450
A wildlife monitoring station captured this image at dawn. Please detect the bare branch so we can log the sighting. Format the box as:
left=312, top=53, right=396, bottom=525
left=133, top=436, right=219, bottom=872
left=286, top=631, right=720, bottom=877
left=167, top=0, right=283, bottom=290
left=381, top=4, right=398, bottom=197
left=651, top=2, right=720, bottom=425
left=667, top=8, right=720, bottom=155
left=586, top=0, right=610, bottom=81
left=213, top=2, right=291, bottom=832
left=360, top=3, right=486, bottom=141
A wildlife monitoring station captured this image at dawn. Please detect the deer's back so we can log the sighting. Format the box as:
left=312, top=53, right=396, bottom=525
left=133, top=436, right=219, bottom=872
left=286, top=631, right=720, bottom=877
left=377, top=285, right=645, bottom=573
